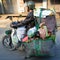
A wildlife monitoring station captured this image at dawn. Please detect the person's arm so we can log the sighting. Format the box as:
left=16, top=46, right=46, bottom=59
left=22, top=12, right=35, bottom=24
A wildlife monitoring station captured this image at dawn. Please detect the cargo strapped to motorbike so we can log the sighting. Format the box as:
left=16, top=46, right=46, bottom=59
left=23, top=8, right=56, bottom=57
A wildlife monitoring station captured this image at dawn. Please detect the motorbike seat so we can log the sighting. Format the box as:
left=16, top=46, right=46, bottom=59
left=10, top=21, right=25, bottom=29
left=10, top=22, right=19, bottom=29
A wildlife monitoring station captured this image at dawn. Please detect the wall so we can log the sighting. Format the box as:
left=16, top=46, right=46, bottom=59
left=2, top=0, right=14, bottom=14
left=35, top=2, right=42, bottom=8
left=11, top=0, right=18, bottom=13
left=48, top=0, right=60, bottom=18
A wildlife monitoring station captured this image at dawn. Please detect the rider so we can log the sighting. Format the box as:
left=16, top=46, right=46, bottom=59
left=17, top=0, right=35, bottom=32
left=16, top=1, right=35, bottom=42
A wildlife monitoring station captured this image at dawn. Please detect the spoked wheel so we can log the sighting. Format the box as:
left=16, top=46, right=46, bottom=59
left=2, top=35, right=12, bottom=49
left=2, top=35, right=16, bottom=51
left=2, top=35, right=23, bottom=51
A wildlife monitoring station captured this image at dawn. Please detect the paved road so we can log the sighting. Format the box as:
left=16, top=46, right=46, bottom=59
left=0, top=28, right=25, bottom=60
left=0, top=28, right=60, bottom=60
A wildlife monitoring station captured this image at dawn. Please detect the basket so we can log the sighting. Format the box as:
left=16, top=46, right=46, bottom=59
left=5, top=30, right=12, bottom=35
left=24, top=37, right=55, bottom=56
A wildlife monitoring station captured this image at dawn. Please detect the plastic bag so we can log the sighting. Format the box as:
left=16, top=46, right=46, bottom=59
left=38, top=22, right=49, bottom=39
left=27, top=26, right=37, bottom=38
left=17, top=26, right=26, bottom=41
left=12, top=34, right=18, bottom=46
left=38, top=27, right=46, bottom=40
left=22, top=36, right=28, bottom=42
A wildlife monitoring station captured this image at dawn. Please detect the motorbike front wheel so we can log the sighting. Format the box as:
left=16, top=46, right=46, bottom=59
left=2, top=35, right=12, bottom=49
left=2, top=35, right=17, bottom=51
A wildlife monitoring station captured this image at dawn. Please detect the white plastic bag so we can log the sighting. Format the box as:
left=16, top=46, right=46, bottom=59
left=27, top=26, right=37, bottom=38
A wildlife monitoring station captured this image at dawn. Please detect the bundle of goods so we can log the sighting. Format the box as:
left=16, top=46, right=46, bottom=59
left=22, top=8, right=56, bottom=58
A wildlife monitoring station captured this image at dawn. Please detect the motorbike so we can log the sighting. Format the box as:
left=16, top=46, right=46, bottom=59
left=2, top=8, right=56, bottom=59
left=2, top=19, right=26, bottom=51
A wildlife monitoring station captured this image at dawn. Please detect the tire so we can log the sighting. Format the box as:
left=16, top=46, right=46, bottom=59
left=2, top=35, right=17, bottom=51
left=2, top=35, right=12, bottom=49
